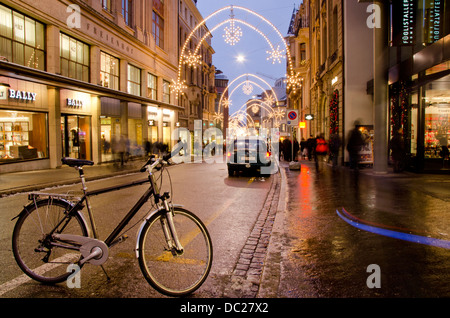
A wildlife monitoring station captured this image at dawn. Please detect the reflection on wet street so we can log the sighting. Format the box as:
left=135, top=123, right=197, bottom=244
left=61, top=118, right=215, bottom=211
left=281, top=161, right=450, bottom=297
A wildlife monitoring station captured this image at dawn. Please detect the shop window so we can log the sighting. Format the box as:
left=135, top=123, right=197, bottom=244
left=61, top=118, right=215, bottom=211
left=60, top=33, right=89, bottom=82
left=0, top=110, right=48, bottom=162
left=424, top=74, right=450, bottom=159
left=0, top=4, right=45, bottom=70
left=100, top=51, right=119, bottom=90
left=127, top=64, right=141, bottom=96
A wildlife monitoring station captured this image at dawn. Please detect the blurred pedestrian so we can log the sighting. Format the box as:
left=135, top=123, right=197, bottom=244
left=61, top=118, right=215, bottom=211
left=389, top=128, right=406, bottom=173
left=117, top=135, right=127, bottom=166
left=347, top=122, right=365, bottom=170
left=315, top=134, right=328, bottom=171
left=306, top=135, right=316, bottom=161
left=282, top=138, right=292, bottom=162
left=293, top=138, right=299, bottom=162
left=300, top=138, right=307, bottom=159
left=329, top=133, right=341, bottom=168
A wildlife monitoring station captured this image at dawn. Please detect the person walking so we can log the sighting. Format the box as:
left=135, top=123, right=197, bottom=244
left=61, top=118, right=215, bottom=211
left=329, top=133, right=341, bottom=168
left=315, top=134, right=328, bottom=171
left=347, top=122, right=365, bottom=170
left=389, top=128, right=406, bottom=173
left=306, top=135, right=316, bottom=161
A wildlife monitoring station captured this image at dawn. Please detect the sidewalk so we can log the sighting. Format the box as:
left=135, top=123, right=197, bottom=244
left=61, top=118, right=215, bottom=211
left=0, top=159, right=146, bottom=197
left=260, top=159, right=450, bottom=298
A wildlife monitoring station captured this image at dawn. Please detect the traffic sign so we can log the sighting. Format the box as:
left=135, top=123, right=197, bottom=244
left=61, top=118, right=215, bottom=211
left=287, top=109, right=298, bottom=126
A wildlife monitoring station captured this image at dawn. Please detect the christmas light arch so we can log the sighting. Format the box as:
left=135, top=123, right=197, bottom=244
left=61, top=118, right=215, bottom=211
left=172, top=5, right=302, bottom=102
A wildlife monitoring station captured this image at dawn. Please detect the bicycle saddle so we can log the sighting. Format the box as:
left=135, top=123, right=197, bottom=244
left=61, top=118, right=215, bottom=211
left=61, top=157, right=94, bottom=167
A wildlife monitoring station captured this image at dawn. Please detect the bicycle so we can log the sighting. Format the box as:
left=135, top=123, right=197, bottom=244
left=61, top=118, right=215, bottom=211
left=11, top=152, right=213, bottom=297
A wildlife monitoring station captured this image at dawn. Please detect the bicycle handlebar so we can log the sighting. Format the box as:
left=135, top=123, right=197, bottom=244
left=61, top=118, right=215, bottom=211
left=140, top=142, right=183, bottom=172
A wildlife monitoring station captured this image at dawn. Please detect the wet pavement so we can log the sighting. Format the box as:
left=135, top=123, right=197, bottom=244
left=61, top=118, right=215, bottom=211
left=265, top=160, right=450, bottom=298
left=1, top=158, right=449, bottom=300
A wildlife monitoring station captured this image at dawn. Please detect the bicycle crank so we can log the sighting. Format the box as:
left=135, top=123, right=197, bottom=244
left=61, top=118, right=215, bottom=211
left=53, top=234, right=109, bottom=266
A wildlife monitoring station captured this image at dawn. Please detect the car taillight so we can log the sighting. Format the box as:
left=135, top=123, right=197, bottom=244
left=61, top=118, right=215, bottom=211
left=266, top=152, right=271, bottom=158
left=227, top=152, right=231, bottom=157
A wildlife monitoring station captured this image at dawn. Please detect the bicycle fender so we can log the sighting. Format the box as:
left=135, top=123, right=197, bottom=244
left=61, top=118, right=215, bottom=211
left=12, top=198, right=93, bottom=238
left=134, top=204, right=184, bottom=258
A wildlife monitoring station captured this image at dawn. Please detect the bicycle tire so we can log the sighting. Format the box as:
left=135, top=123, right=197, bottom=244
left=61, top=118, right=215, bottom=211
left=137, top=207, right=213, bottom=296
left=12, top=198, right=89, bottom=284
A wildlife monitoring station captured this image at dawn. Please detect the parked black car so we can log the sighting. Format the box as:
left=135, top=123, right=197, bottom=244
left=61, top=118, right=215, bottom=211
left=226, top=137, right=272, bottom=177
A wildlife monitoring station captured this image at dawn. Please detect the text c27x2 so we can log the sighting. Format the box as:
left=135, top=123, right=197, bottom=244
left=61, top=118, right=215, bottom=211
left=180, top=302, right=269, bottom=315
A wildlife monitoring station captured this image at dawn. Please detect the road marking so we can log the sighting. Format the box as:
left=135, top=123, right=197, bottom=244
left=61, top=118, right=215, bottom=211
left=0, top=253, right=78, bottom=296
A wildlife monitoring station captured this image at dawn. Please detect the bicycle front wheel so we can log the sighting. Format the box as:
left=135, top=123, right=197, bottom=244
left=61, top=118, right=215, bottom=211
left=12, top=199, right=88, bottom=284
left=138, top=207, right=213, bottom=296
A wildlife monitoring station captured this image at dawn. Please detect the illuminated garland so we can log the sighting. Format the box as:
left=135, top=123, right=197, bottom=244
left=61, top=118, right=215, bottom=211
left=329, top=89, right=339, bottom=135
left=390, top=81, right=408, bottom=136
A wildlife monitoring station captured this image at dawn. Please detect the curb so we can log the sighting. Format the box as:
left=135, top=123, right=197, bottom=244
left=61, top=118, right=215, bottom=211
left=257, top=164, right=288, bottom=298
left=225, top=168, right=283, bottom=298
left=0, top=166, right=141, bottom=197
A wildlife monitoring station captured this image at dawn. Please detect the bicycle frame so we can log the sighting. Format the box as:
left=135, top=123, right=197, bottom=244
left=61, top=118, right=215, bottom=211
left=31, top=160, right=170, bottom=251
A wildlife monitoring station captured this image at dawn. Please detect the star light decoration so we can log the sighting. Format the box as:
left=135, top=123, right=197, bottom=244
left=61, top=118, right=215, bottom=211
left=264, top=94, right=275, bottom=107
left=183, top=52, right=202, bottom=68
left=266, top=45, right=285, bottom=64
left=221, top=98, right=231, bottom=109
left=285, top=72, right=303, bottom=94
left=170, top=79, right=187, bottom=98
left=223, top=9, right=242, bottom=46
left=242, top=81, right=253, bottom=95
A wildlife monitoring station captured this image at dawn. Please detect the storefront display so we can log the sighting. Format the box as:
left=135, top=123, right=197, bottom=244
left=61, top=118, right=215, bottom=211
left=0, top=110, right=48, bottom=162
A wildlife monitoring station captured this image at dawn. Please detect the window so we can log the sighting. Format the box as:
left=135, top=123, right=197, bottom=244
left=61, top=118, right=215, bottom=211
left=128, top=64, right=141, bottom=96
left=0, top=4, right=45, bottom=70
left=152, top=0, right=164, bottom=48
left=60, top=33, right=89, bottom=82
left=147, top=73, right=157, bottom=100
left=100, top=51, right=119, bottom=90
left=122, top=0, right=132, bottom=26
left=102, top=0, right=112, bottom=12
left=300, top=43, right=306, bottom=62
left=162, top=80, right=170, bottom=103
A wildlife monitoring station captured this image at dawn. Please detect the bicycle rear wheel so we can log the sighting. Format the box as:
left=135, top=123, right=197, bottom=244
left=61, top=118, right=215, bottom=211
left=12, top=199, right=89, bottom=284
left=138, top=207, right=213, bottom=296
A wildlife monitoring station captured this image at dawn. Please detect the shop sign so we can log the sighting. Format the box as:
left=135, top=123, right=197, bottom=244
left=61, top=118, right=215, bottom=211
left=424, top=0, right=444, bottom=44
left=392, top=0, right=416, bottom=46
left=66, top=98, right=83, bottom=109
left=8, top=89, right=37, bottom=101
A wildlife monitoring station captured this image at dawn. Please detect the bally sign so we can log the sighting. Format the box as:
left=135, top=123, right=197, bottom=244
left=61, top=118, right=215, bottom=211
left=9, top=89, right=37, bottom=101
left=67, top=98, right=83, bottom=108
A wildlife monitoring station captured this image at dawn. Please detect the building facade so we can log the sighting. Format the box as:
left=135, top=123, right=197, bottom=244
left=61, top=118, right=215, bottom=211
left=0, top=0, right=213, bottom=173
left=178, top=0, right=216, bottom=135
